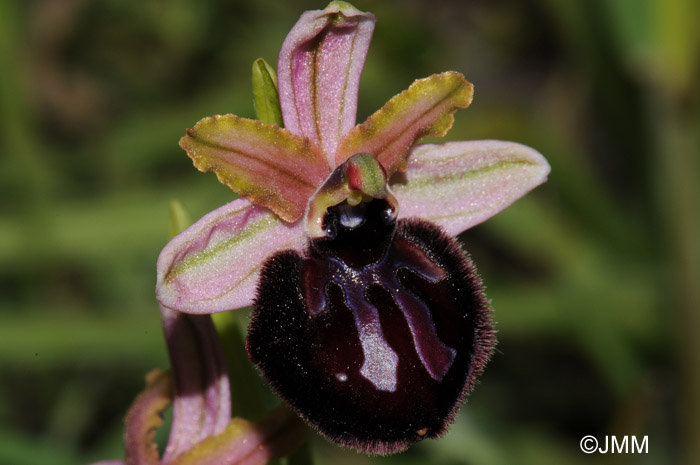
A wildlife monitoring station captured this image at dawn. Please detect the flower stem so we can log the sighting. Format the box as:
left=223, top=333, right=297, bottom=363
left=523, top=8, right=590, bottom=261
left=651, top=92, right=700, bottom=465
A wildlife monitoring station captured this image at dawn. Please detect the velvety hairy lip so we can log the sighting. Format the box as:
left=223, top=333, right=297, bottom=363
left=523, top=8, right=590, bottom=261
left=247, top=199, right=495, bottom=455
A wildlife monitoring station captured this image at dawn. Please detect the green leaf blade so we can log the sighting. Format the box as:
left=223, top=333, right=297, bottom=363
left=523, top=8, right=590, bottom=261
left=251, top=58, right=283, bottom=126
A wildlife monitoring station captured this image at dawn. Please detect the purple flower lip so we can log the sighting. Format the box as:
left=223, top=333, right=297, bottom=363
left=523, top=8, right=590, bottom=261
left=248, top=190, right=494, bottom=454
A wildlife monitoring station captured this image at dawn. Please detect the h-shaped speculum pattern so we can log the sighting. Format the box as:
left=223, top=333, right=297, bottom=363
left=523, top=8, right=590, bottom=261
left=305, top=205, right=457, bottom=392
left=247, top=197, right=495, bottom=454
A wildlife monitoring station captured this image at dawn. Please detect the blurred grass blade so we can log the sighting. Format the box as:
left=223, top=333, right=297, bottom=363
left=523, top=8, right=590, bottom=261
left=211, top=310, right=268, bottom=421
left=286, top=439, right=314, bottom=465
left=600, top=0, right=699, bottom=95
left=252, top=58, right=283, bottom=126
left=168, top=199, right=191, bottom=238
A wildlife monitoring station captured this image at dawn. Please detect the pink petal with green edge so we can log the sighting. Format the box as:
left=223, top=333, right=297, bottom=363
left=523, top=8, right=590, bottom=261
left=156, top=198, right=306, bottom=314
left=277, top=2, right=376, bottom=165
left=336, top=71, right=474, bottom=175
left=124, top=370, right=172, bottom=465
left=167, top=406, right=308, bottom=465
left=87, top=461, right=124, bottom=465
left=160, top=307, right=230, bottom=463
left=393, top=140, right=550, bottom=236
left=180, top=114, right=329, bottom=223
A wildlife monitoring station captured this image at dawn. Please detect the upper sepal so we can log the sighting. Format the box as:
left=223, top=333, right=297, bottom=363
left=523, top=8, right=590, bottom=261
left=393, top=140, right=550, bottom=235
left=277, top=1, right=376, bottom=163
left=336, top=72, right=474, bottom=175
left=179, top=114, right=329, bottom=222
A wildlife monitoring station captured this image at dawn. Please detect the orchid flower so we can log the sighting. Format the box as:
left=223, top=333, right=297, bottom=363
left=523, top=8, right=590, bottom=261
left=151, top=0, right=548, bottom=457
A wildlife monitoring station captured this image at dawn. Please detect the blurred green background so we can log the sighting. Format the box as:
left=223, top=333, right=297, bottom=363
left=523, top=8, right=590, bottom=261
left=1, top=0, right=699, bottom=464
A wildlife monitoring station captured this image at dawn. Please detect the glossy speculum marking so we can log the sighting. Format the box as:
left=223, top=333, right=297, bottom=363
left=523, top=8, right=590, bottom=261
left=247, top=199, right=494, bottom=454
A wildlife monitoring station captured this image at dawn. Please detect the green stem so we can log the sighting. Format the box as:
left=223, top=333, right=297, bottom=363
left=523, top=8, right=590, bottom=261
left=651, top=93, right=700, bottom=465
left=211, top=310, right=269, bottom=421
left=0, top=1, right=54, bottom=209
left=285, top=439, right=314, bottom=465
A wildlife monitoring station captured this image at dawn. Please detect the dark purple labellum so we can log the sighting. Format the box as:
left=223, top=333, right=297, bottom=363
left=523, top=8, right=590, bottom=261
left=247, top=199, right=494, bottom=455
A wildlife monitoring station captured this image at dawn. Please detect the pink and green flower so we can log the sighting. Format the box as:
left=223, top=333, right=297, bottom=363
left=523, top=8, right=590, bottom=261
left=96, top=2, right=549, bottom=463
left=156, top=2, right=548, bottom=317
